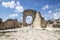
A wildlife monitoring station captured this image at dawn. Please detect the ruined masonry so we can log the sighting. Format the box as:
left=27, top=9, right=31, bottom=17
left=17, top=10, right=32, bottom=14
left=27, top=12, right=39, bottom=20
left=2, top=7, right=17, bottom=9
left=0, top=9, right=60, bottom=30
left=33, top=12, right=42, bottom=28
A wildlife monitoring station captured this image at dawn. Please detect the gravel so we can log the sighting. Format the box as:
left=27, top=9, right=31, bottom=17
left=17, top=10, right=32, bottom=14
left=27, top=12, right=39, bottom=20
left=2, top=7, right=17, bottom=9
left=0, top=27, right=59, bottom=40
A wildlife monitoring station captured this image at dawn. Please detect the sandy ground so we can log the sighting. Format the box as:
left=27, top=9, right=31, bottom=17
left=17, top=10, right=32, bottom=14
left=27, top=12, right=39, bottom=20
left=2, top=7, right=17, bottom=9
left=0, top=27, right=59, bottom=40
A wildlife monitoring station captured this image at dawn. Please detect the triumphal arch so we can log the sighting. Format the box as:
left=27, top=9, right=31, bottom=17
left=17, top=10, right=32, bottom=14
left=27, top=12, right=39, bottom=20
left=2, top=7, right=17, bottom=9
left=23, top=9, right=36, bottom=26
left=22, top=9, right=44, bottom=28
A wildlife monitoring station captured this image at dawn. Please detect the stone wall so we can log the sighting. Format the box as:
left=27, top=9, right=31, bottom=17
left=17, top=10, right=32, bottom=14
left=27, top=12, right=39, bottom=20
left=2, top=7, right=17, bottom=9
left=4, top=19, right=14, bottom=29
left=33, top=12, right=42, bottom=28
left=13, top=19, right=20, bottom=27
left=41, top=20, right=47, bottom=28
left=0, top=19, right=21, bottom=30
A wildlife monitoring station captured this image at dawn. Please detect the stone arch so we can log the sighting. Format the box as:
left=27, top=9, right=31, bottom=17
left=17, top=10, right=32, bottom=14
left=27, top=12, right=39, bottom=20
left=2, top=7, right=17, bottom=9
left=23, top=9, right=36, bottom=26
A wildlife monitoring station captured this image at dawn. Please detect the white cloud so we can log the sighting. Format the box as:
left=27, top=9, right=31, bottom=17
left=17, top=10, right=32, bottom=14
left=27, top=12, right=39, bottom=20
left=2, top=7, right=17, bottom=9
left=2, top=1, right=15, bottom=8
left=54, top=12, right=60, bottom=19
left=15, top=5, right=24, bottom=12
left=15, top=1, right=24, bottom=12
left=2, top=1, right=24, bottom=12
left=42, top=4, right=49, bottom=10
left=9, top=13, right=18, bottom=18
left=48, top=10, right=52, bottom=13
left=16, top=1, right=20, bottom=6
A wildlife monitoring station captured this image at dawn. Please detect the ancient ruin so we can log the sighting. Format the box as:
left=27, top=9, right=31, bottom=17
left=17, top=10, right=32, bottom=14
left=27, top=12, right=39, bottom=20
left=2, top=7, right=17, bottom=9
left=32, top=11, right=42, bottom=28
left=22, top=9, right=43, bottom=28
left=23, top=9, right=36, bottom=26
left=0, top=9, right=60, bottom=30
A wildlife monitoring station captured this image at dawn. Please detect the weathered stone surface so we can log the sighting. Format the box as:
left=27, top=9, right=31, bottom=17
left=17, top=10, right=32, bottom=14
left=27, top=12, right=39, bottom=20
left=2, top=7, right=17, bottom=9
left=0, top=22, right=5, bottom=29
left=22, top=9, right=43, bottom=28
left=0, top=18, right=23, bottom=29
left=0, top=18, right=3, bottom=29
left=0, top=18, right=2, bottom=25
left=33, top=12, right=42, bottom=28
left=0, top=19, right=20, bottom=29
left=47, top=24, right=53, bottom=28
left=13, top=19, right=20, bottom=27
left=4, top=19, right=14, bottom=29
left=53, top=21, right=57, bottom=25
left=41, top=20, right=47, bottom=28
left=0, top=18, right=2, bottom=22
left=23, top=9, right=36, bottom=26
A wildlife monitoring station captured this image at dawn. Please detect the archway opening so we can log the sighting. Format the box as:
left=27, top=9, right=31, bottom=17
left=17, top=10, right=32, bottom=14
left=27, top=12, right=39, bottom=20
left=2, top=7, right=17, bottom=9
left=26, top=16, right=33, bottom=25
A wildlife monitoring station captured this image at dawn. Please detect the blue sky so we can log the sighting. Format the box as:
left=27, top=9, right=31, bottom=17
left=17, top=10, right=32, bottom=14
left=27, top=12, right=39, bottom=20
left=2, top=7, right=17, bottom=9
left=0, top=0, right=60, bottom=22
